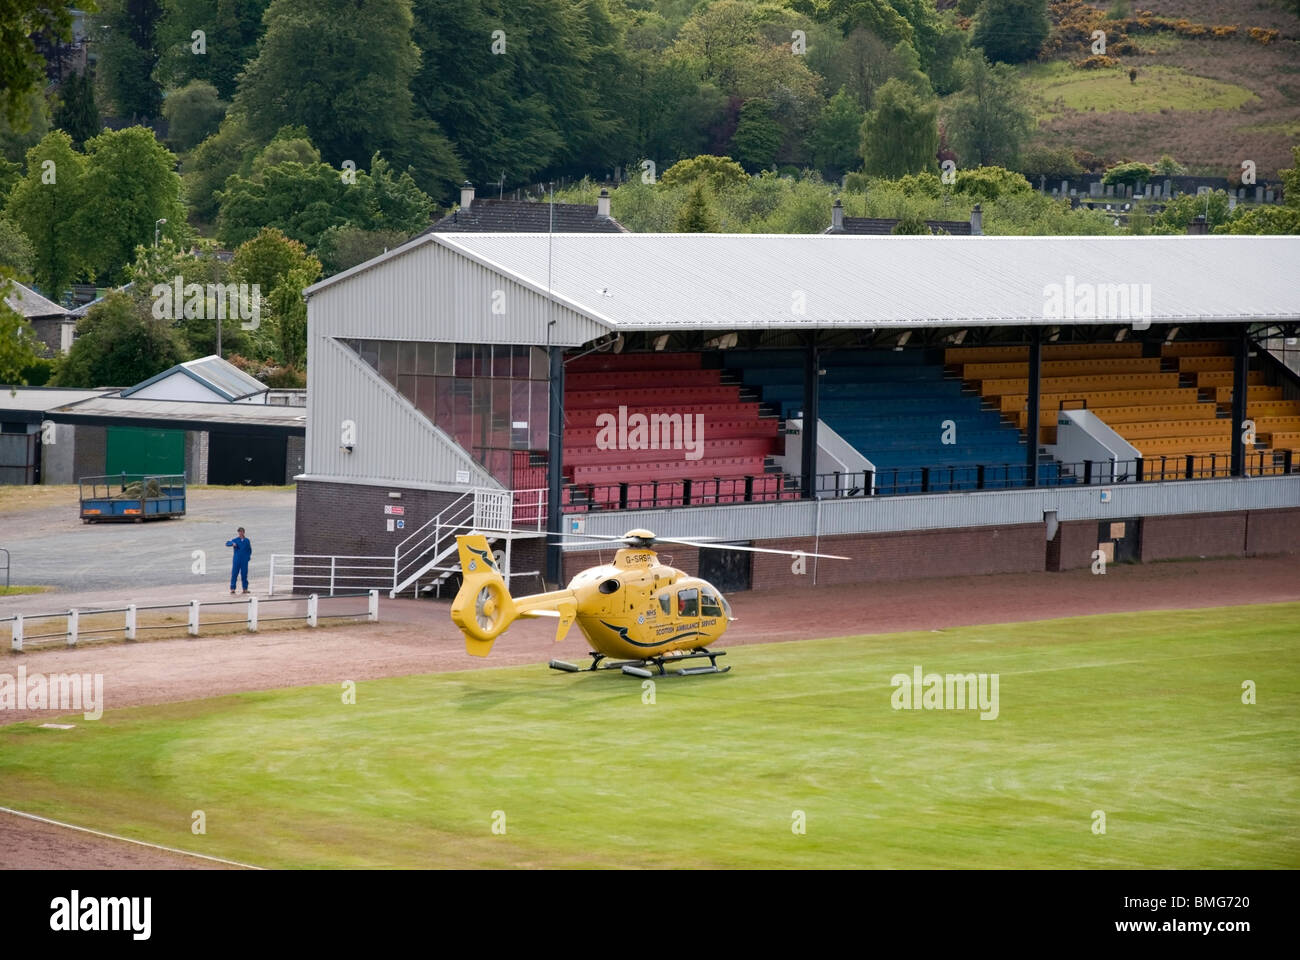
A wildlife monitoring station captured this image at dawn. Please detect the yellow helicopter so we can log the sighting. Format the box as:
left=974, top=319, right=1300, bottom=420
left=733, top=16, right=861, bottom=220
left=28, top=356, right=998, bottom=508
left=449, top=529, right=848, bottom=677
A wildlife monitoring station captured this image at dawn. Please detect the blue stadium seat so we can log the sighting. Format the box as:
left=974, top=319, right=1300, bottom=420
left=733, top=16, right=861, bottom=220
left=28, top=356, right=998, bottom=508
left=722, top=348, right=1053, bottom=493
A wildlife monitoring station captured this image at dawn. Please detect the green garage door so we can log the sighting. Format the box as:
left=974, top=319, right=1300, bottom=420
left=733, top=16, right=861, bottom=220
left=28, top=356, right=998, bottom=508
left=106, top=427, right=185, bottom=476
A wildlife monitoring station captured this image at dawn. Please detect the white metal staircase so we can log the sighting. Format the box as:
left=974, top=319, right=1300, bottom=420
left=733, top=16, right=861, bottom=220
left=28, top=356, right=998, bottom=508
left=388, top=487, right=545, bottom=598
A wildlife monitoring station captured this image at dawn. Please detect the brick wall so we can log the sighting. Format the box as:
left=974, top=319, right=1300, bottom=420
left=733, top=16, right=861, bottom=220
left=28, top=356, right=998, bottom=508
left=1141, top=511, right=1246, bottom=562
left=749, top=525, right=1045, bottom=588
left=294, top=480, right=551, bottom=590
left=1050, top=520, right=1105, bottom=571
left=1245, top=508, right=1300, bottom=556
left=294, top=480, right=461, bottom=562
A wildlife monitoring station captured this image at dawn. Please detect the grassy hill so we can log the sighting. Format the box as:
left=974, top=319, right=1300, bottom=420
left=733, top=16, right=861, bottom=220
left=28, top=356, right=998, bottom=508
left=1021, top=0, right=1300, bottom=177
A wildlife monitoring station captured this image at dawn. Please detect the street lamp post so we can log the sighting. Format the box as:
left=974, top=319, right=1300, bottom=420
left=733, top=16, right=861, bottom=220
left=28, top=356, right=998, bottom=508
left=155, top=218, right=167, bottom=247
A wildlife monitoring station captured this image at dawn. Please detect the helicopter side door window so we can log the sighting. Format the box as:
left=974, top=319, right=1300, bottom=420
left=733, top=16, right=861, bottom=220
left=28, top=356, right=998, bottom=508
left=677, top=588, right=699, bottom=618
left=659, top=593, right=671, bottom=616
left=701, top=592, right=723, bottom=617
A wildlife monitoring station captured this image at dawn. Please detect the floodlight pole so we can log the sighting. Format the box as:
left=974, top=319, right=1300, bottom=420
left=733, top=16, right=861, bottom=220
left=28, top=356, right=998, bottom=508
left=544, top=181, right=564, bottom=586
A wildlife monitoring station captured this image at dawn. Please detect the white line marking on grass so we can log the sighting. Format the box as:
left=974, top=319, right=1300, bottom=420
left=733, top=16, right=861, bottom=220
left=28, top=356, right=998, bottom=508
left=0, top=806, right=262, bottom=869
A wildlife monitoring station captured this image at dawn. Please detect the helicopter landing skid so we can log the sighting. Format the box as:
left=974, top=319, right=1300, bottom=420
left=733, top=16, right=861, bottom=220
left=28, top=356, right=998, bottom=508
left=548, top=649, right=730, bottom=678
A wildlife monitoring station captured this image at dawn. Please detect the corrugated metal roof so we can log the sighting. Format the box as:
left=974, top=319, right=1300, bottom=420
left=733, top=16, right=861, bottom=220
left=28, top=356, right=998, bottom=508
left=46, top=396, right=305, bottom=431
left=0, top=388, right=115, bottom=413
left=184, top=355, right=267, bottom=399
left=429, top=233, right=1300, bottom=330
left=120, top=354, right=267, bottom=401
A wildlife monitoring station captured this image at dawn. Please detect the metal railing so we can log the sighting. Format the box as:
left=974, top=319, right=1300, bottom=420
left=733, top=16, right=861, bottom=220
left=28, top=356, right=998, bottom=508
left=811, top=450, right=1293, bottom=498
left=268, top=555, right=394, bottom=596
left=557, top=450, right=1295, bottom=511
left=564, top=475, right=791, bottom=512
left=388, top=486, right=548, bottom=597
left=2, top=591, right=379, bottom=651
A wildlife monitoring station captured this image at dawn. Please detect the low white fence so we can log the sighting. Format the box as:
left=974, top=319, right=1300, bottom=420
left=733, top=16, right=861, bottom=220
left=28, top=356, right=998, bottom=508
left=3, top=591, right=379, bottom=652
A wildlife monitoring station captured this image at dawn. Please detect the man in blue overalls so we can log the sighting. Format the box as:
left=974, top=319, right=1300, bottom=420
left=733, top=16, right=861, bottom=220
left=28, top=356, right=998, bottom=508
left=226, top=526, right=252, bottom=595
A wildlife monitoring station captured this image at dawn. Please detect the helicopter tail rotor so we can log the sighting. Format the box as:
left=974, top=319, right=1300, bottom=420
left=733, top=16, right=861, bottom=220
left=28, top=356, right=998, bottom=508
left=450, top=535, right=519, bottom=656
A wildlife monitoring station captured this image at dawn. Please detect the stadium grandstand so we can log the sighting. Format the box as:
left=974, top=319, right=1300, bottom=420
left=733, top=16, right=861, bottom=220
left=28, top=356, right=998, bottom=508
left=291, top=231, right=1300, bottom=596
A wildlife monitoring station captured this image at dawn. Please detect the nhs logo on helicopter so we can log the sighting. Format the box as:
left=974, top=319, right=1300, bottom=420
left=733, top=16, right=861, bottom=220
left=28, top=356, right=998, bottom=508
left=594, top=406, right=705, bottom=461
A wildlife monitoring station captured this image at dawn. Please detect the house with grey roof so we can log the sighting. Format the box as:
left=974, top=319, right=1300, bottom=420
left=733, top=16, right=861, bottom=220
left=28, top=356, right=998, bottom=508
left=421, top=181, right=628, bottom=235
left=824, top=198, right=980, bottom=236
left=2, top=279, right=76, bottom=356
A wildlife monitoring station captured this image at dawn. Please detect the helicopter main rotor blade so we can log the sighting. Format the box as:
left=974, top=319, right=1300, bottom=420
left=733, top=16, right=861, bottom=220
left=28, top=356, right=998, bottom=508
left=647, top=538, right=851, bottom=560
left=544, top=532, right=722, bottom=543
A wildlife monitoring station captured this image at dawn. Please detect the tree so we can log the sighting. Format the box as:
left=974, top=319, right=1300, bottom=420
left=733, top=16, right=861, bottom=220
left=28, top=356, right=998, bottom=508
left=4, top=131, right=88, bottom=302
left=410, top=0, right=635, bottom=188
left=216, top=150, right=431, bottom=251
left=317, top=225, right=411, bottom=274
left=78, top=126, right=187, bottom=283
left=1018, top=146, right=1083, bottom=177
left=810, top=87, right=866, bottom=180
left=217, top=160, right=365, bottom=249
left=928, top=16, right=970, bottom=96
left=791, top=0, right=941, bottom=69
left=730, top=99, right=782, bottom=172
left=268, top=266, right=314, bottom=367
left=0, top=272, right=42, bottom=383
left=53, top=70, right=100, bottom=147
left=0, top=219, right=35, bottom=275
left=943, top=53, right=1034, bottom=168
left=1102, top=161, right=1156, bottom=189
left=972, top=0, right=1050, bottom=64
left=0, top=3, right=73, bottom=125
left=180, top=114, right=257, bottom=223
left=126, top=238, right=257, bottom=358
left=1151, top=191, right=1231, bottom=234
left=955, top=166, right=1032, bottom=201
left=859, top=78, right=938, bottom=179
left=162, top=80, right=227, bottom=153
left=0, top=89, right=50, bottom=164
left=99, top=0, right=165, bottom=121
left=892, top=212, right=932, bottom=234
left=360, top=154, right=434, bottom=233
left=1154, top=154, right=1185, bottom=176
left=624, top=48, right=727, bottom=166
left=659, top=155, right=749, bottom=193
left=1215, top=206, right=1300, bottom=235
left=228, top=229, right=321, bottom=365
left=54, top=291, right=188, bottom=387
left=230, top=227, right=322, bottom=294
left=155, top=0, right=271, bottom=100
left=673, top=182, right=722, bottom=232
left=234, top=0, right=459, bottom=199
left=1278, top=145, right=1300, bottom=205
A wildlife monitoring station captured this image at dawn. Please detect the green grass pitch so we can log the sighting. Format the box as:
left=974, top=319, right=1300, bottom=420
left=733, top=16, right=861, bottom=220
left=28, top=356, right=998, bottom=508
left=2, top=604, right=1297, bottom=868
